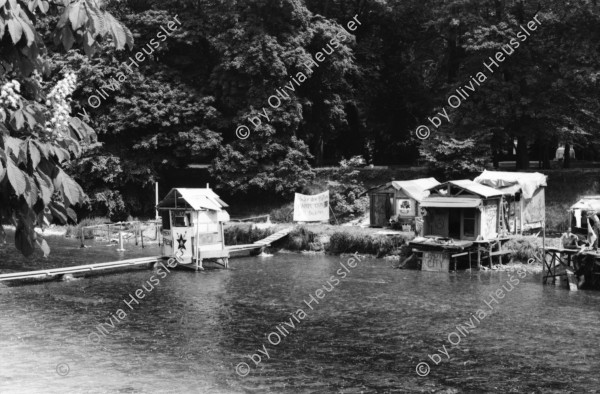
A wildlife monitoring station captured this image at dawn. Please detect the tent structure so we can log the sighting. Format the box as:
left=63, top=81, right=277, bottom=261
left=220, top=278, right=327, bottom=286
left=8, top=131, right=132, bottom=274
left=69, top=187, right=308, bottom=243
left=367, top=178, right=440, bottom=229
left=157, top=188, right=230, bottom=270
left=474, top=170, right=547, bottom=234
left=569, top=196, right=600, bottom=237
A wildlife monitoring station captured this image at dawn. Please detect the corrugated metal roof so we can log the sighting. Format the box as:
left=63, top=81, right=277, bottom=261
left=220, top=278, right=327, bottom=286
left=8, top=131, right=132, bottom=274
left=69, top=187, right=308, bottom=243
left=421, top=196, right=482, bottom=208
left=158, top=188, right=229, bottom=211
left=474, top=170, right=547, bottom=199
left=391, top=178, right=440, bottom=201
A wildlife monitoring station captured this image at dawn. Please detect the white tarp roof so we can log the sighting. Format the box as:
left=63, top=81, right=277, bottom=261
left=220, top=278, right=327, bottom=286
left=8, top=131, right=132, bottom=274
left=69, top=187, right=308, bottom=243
left=391, top=178, right=440, bottom=201
left=158, top=188, right=229, bottom=211
left=571, top=196, right=600, bottom=212
left=474, top=170, right=547, bottom=199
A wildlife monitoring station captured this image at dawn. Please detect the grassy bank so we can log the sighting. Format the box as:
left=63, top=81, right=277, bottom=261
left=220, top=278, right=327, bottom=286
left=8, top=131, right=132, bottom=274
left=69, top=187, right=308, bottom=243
left=224, top=223, right=414, bottom=257
left=224, top=223, right=546, bottom=264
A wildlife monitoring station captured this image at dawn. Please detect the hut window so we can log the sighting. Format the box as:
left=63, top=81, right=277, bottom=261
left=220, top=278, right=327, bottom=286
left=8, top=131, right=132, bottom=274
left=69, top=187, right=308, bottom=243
left=173, top=212, right=191, bottom=227
left=161, top=211, right=170, bottom=230
left=463, top=209, right=476, bottom=238
left=448, top=209, right=477, bottom=239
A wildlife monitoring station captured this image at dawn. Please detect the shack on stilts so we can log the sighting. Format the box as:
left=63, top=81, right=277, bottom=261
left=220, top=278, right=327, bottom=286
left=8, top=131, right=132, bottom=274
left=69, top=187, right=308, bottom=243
left=157, top=187, right=230, bottom=270
left=409, top=180, right=509, bottom=271
left=543, top=196, right=600, bottom=290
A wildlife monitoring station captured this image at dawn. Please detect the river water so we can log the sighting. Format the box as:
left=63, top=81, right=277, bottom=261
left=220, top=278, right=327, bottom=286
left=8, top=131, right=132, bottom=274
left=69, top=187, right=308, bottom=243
left=1, top=235, right=600, bottom=393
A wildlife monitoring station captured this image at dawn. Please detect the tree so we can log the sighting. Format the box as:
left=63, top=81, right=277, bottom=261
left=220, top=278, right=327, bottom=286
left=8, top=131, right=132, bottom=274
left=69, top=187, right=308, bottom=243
left=414, top=0, right=600, bottom=172
left=0, top=0, right=132, bottom=256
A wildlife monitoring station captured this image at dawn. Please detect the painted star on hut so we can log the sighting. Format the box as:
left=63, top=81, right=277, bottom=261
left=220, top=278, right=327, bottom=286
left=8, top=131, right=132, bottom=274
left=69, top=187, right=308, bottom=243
left=176, top=234, right=187, bottom=250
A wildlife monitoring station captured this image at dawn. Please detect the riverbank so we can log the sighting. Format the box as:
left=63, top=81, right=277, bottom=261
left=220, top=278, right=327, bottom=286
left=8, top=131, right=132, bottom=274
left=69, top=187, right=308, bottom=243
left=224, top=222, right=414, bottom=257
left=1, top=221, right=551, bottom=275
left=224, top=222, right=550, bottom=266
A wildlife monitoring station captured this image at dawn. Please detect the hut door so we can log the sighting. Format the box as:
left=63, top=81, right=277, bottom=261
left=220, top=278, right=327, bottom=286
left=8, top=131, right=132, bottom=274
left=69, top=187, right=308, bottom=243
left=371, top=194, right=391, bottom=227
left=429, top=209, right=449, bottom=237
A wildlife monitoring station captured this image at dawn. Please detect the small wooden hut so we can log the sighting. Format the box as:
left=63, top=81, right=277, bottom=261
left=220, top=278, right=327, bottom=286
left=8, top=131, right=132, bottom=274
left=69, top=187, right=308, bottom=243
left=157, top=188, right=230, bottom=270
left=367, top=178, right=439, bottom=228
left=408, top=180, right=505, bottom=272
left=420, top=180, right=504, bottom=240
left=473, top=171, right=547, bottom=234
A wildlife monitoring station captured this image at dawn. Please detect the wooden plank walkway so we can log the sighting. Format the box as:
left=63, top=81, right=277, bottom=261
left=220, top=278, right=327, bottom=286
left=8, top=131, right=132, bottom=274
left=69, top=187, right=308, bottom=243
left=0, top=228, right=292, bottom=283
left=226, top=227, right=293, bottom=252
left=0, top=256, right=161, bottom=282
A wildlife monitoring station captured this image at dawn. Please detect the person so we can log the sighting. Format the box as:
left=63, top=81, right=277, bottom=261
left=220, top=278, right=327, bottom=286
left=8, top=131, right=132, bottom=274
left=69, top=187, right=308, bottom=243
left=561, top=229, right=581, bottom=249
left=574, top=250, right=595, bottom=289
left=587, top=212, right=600, bottom=251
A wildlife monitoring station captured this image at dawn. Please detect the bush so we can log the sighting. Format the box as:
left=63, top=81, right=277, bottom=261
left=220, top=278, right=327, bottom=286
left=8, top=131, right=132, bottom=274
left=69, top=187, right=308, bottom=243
left=284, top=226, right=319, bottom=251
left=224, top=225, right=274, bottom=245
left=503, top=236, right=542, bottom=262
left=65, top=217, right=111, bottom=238
left=328, top=231, right=413, bottom=256
left=545, top=204, right=570, bottom=233
left=270, top=203, right=294, bottom=223
left=87, top=190, right=129, bottom=222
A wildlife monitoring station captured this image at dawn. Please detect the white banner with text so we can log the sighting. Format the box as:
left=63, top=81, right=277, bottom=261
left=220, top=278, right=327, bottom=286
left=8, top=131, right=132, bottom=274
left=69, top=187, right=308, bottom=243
left=293, top=191, right=330, bottom=222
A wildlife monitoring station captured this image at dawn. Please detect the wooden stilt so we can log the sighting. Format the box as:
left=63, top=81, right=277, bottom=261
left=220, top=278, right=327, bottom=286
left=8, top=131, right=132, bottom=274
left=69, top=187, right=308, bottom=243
left=566, top=269, right=578, bottom=291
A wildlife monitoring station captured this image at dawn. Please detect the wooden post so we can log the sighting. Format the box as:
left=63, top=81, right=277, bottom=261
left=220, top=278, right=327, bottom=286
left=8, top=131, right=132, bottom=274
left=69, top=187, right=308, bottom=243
left=80, top=228, right=85, bottom=248
left=542, top=219, right=546, bottom=262
left=117, top=231, right=125, bottom=252
left=141, top=223, right=145, bottom=249
left=194, top=212, right=200, bottom=270
left=155, top=182, right=159, bottom=220
left=520, top=199, right=524, bottom=235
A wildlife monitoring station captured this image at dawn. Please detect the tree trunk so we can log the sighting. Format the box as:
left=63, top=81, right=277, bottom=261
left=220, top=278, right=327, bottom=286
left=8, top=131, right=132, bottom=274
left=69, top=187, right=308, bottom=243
left=447, top=31, right=460, bottom=83
left=542, top=141, right=551, bottom=169
left=516, top=135, right=529, bottom=169
left=494, top=0, right=504, bottom=21
left=492, top=145, right=499, bottom=169
left=314, top=134, right=324, bottom=166
left=563, top=143, right=571, bottom=169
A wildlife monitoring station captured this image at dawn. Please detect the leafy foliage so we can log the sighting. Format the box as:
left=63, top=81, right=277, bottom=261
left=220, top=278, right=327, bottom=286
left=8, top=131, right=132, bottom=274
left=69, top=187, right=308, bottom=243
left=327, top=155, right=369, bottom=222
left=0, top=0, right=132, bottom=256
left=420, top=136, right=488, bottom=179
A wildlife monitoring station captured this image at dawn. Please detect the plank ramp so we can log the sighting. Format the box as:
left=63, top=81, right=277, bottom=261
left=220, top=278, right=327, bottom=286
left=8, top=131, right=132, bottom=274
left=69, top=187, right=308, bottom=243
left=226, top=227, right=293, bottom=252
left=0, top=256, right=161, bottom=282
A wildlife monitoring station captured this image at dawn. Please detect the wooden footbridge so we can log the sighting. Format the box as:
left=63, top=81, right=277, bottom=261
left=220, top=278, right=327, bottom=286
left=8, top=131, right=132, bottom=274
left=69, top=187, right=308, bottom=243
left=225, top=227, right=293, bottom=253
left=0, top=226, right=293, bottom=285
left=0, top=256, right=161, bottom=284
